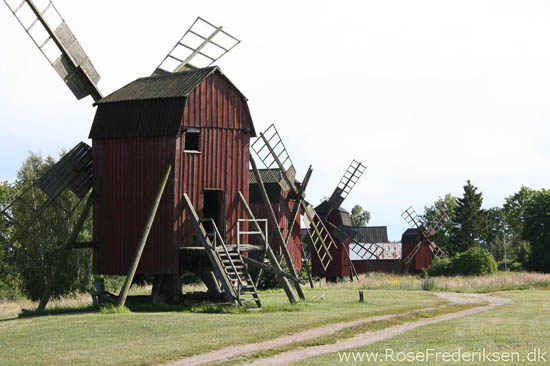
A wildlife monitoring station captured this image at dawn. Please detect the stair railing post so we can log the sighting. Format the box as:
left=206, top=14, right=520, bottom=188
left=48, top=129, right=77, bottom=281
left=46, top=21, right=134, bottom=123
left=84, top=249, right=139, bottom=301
left=238, top=191, right=299, bottom=304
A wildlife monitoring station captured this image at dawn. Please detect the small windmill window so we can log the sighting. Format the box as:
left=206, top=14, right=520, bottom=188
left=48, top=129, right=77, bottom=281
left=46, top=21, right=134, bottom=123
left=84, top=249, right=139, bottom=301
left=184, top=128, right=200, bottom=152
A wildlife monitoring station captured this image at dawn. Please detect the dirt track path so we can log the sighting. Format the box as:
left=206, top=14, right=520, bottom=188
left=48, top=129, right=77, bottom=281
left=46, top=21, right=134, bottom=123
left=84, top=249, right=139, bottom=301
left=167, top=293, right=510, bottom=366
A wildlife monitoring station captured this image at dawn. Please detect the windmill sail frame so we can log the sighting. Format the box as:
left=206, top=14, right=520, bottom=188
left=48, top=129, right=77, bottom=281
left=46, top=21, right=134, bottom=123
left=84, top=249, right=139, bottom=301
left=3, top=0, right=102, bottom=101
left=153, top=16, right=241, bottom=76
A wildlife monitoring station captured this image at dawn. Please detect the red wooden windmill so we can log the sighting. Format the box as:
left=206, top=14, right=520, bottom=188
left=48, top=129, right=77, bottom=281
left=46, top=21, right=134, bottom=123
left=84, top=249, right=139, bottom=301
left=400, top=206, right=447, bottom=272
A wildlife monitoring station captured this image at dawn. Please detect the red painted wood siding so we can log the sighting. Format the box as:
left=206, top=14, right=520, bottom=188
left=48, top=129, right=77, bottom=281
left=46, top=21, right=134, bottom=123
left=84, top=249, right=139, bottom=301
left=401, top=239, right=433, bottom=271
left=92, top=71, right=254, bottom=275
left=311, top=210, right=350, bottom=278
left=249, top=195, right=302, bottom=270
left=92, top=136, right=177, bottom=275
left=352, top=259, right=400, bottom=273
left=174, top=72, right=253, bottom=248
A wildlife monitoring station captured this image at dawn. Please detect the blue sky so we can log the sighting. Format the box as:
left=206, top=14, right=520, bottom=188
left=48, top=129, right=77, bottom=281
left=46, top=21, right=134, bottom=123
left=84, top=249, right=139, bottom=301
left=1, top=0, right=549, bottom=240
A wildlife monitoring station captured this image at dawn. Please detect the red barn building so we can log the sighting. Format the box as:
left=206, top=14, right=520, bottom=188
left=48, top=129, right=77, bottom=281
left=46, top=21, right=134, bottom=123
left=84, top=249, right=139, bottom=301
left=248, top=169, right=302, bottom=269
left=89, top=67, right=255, bottom=292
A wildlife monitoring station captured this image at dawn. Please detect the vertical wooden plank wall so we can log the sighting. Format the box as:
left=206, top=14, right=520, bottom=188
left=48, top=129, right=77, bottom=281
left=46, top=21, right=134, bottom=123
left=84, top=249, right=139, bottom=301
left=174, top=73, right=253, bottom=247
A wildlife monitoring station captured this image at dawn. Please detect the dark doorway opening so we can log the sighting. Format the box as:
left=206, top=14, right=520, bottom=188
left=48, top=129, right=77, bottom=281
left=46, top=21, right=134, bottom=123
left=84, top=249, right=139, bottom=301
left=203, top=189, right=225, bottom=241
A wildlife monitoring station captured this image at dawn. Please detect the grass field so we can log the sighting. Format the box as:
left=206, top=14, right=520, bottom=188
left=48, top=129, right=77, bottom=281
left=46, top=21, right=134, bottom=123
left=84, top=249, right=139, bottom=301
left=1, top=272, right=548, bottom=365
left=0, top=288, right=446, bottom=365
left=297, top=290, right=550, bottom=365
left=330, top=271, right=550, bottom=293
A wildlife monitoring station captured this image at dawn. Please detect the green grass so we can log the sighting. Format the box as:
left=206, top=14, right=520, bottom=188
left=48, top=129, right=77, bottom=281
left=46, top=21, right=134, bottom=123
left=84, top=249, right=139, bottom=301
left=296, top=289, right=550, bottom=365
left=215, top=302, right=483, bottom=366
left=0, top=288, right=445, bottom=365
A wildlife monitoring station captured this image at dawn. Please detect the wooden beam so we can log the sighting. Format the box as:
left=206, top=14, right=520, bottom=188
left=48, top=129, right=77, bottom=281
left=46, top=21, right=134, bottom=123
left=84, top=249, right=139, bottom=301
left=238, top=191, right=299, bottom=304
left=250, top=156, right=305, bottom=301
left=183, top=193, right=237, bottom=305
left=118, top=163, right=172, bottom=307
left=242, top=256, right=304, bottom=284
left=283, top=166, right=312, bottom=246
left=38, top=190, right=94, bottom=311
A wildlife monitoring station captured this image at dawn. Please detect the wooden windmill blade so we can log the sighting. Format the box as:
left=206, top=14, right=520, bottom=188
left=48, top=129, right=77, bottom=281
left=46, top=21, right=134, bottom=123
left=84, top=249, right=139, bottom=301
left=251, top=124, right=296, bottom=192
left=332, top=224, right=385, bottom=260
left=400, top=206, right=447, bottom=271
left=424, top=211, right=449, bottom=258
left=0, top=141, right=93, bottom=246
left=3, top=0, right=102, bottom=101
left=153, top=16, right=241, bottom=76
left=401, top=206, right=429, bottom=238
left=325, top=160, right=366, bottom=218
left=251, top=124, right=335, bottom=270
left=426, top=211, right=449, bottom=238
left=301, top=202, right=337, bottom=271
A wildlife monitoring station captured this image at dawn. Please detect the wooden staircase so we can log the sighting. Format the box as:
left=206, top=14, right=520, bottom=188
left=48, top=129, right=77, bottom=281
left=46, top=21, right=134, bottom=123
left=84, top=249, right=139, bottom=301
left=217, top=248, right=261, bottom=308
left=183, top=193, right=261, bottom=308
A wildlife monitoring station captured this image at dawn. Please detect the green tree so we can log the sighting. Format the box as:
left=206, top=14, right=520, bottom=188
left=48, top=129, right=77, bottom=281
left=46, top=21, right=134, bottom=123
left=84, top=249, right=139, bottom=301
left=422, top=193, right=458, bottom=255
left=0, top=181, right=22, bottom=299
left=12, top=152, right=93, bottom=301
left=503, top=186, right=536, bottom=238
left=350, top=205, right=371, bottom=226
left=450, top=180, right=487, bottom=254
left=522, top=189, right=550, bottom=272
left=484, top=207, right=506, bottom=258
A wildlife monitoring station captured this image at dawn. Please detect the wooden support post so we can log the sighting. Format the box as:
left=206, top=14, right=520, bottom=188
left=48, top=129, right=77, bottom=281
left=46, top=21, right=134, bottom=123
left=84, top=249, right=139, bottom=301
left=38, top=190, right=94, bottom=311
left=242, top=256, right=304, bottom=284
left=183, top=193, right=238, bottom=304
left=249, top=157, right=306, bottom=301
left=118, top=163, right=172, bottom=307
left=359, top=290, right=364, bottom=303
left=283, top=166, right=312, bottom=246
left=238, top=192, right=299, bottom=304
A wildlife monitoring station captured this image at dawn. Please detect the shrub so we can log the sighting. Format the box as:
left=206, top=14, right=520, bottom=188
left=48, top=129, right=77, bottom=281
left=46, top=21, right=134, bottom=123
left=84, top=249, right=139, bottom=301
left=427, top=247, right=498, bottom=276
left=453, top=247, right=498, bottom=276
left=426, top=257, right=455, bottom=276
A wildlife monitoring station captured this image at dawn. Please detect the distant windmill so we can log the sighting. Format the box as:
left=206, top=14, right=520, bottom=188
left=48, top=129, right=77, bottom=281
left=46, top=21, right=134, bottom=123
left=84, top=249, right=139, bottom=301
left=251, top=124, right=338, bottom=276
left=319, top=160, right=384, bottom=261
left=400, top=206, right=447, bottom=272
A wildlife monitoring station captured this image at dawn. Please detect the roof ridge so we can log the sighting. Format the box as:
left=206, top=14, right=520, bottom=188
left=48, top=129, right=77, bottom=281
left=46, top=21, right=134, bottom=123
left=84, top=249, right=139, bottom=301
left=135, top=66, right=218, bottom=82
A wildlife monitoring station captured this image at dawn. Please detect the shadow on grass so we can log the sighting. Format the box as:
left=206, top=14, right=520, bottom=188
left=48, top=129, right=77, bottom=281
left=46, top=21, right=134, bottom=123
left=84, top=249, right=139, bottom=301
left=17, top=305, right=99, bottom=319
left=13, top=298, right=311, bottom=318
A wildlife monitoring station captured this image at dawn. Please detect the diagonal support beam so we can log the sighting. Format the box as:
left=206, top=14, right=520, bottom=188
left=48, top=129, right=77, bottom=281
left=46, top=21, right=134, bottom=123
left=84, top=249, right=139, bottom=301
left=118, top=162, right=172, bottom=307
left=37, top=189, right=94, bottom=311
left=242, top=256, right=304, bottom=285
left=250, top=156, right=305, bottom=300
left=183, top=194, right=237, bottom=305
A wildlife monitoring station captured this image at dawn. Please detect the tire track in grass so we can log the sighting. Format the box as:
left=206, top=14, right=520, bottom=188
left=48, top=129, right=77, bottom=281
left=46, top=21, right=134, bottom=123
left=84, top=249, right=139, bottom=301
left=241, top=293, right=511, bottom=366
left=167, top=293, right=508, bottom=366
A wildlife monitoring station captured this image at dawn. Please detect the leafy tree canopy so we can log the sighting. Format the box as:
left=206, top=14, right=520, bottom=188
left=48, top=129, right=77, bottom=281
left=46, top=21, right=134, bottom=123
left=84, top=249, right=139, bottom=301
left=351, top=205, right=371, bottom=226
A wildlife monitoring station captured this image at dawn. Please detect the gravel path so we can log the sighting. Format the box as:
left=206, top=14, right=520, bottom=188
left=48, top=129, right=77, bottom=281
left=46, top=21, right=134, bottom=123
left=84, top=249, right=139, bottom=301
left=167, top=293, right=510, bottom=366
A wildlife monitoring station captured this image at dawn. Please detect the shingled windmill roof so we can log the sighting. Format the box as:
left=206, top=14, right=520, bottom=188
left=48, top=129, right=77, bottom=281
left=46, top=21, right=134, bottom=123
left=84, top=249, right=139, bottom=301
left=89, top=67, right=254, bottom=139
left=95, top=67, right=218, bottom=104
